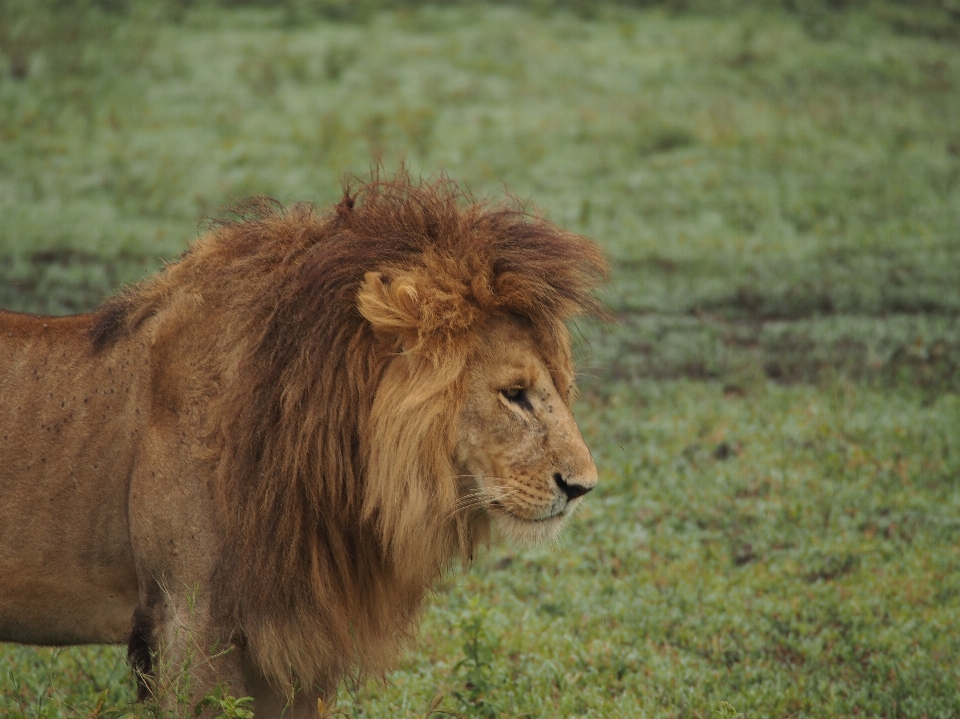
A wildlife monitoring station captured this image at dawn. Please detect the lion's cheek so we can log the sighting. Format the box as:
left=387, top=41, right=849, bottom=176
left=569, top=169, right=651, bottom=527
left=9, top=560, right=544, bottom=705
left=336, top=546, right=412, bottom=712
left=452, top=415, right=498, bottom=483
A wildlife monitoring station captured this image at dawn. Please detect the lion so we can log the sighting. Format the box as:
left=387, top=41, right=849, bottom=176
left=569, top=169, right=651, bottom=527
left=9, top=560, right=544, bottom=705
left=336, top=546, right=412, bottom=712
left=0, top=174, right=607, bottom=716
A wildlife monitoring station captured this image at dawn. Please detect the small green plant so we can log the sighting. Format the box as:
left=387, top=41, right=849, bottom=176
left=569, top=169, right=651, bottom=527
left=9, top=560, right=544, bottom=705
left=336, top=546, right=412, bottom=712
left=190, top=685, right=255, bottom=719
left=714, top=701, right=744, bottom=719
left=420, top=694, right=469, bottom=719
left=9, top=659, right=58, bottom=719
left=451, top=606, right=501, bottom=719
left=92, top=685, right=253, bottom=719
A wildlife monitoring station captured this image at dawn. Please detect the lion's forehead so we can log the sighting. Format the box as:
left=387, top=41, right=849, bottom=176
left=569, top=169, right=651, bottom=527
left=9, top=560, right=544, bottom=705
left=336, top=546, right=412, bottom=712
left=474, top=318, right=573, bottom=393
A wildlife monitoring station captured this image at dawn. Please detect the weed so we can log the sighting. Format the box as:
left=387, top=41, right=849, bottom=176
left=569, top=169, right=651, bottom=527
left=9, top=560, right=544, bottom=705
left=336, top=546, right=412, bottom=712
left=451, top=606, right=501, bottom=719
left=188, top=686, right=255, bottom=719
left=713, top=701, right=743, bottom=719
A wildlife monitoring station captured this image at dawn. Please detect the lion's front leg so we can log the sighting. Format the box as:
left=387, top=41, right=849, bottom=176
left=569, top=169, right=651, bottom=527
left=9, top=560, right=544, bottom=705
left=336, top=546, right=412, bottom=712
left=127, top=450, right=255, bottom=713
left=138, top=594, right=324, bottom=719
left=242, top=670, right=327, bottom=719
left=129, top=585, right=250, bottom=715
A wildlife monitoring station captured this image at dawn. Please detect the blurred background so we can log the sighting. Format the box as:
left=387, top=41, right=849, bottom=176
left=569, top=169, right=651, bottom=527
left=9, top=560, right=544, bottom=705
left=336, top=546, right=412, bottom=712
left=2, top=1, right=959, bottom=717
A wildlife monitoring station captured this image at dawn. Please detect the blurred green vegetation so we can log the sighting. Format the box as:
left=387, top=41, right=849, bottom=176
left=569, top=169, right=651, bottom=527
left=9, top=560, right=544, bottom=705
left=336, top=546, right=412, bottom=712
left=2, top=0, right=959, bottom=389
left=1, top=0, right=959, bottom=717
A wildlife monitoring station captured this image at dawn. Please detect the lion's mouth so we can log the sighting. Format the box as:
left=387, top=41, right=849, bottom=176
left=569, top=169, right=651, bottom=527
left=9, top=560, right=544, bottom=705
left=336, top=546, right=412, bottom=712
left=489, top=501, right=564, bottom=524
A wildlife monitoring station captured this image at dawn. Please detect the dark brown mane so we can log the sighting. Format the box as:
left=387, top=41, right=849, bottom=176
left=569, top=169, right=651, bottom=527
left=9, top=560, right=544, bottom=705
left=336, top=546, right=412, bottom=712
left=91, top=172, right=607, bottom=692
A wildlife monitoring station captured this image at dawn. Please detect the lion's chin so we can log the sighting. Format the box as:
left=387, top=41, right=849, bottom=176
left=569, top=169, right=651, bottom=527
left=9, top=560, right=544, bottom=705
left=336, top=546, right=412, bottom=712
left=490, top=508, right=568, bottom=545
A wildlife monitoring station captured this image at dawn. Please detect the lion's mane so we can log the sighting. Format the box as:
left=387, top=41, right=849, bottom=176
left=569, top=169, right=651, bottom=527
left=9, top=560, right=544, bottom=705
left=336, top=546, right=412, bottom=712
left=91, top=173, right=607, bottom=694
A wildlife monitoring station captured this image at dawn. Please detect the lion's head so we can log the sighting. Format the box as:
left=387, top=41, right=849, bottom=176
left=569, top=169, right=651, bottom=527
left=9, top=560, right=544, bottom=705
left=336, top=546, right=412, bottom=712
left=93, top=172, right=607, bottom=695
left=358, top=275, right=601, bottom=568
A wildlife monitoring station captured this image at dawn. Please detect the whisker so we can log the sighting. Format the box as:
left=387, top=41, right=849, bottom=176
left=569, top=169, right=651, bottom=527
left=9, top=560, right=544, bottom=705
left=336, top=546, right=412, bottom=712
left=446, top=482, right=521, bottom=519
left=449, top=496, right=488, bottom=515
left=451, top=487, right=519, bottom=511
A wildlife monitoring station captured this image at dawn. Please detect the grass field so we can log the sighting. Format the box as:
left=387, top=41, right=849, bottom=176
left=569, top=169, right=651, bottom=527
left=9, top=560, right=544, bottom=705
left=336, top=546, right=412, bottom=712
left=2, top=1, right=960, bottom=717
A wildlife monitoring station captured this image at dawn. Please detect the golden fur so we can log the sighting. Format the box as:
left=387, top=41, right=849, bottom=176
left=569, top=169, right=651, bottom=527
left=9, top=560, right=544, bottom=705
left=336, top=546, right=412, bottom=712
left=0, top=174, right=606, bottom=714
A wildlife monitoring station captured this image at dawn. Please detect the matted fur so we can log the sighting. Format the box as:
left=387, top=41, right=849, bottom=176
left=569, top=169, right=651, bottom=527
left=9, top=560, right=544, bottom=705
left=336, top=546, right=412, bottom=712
left=91, top=173, right=607, bottom=695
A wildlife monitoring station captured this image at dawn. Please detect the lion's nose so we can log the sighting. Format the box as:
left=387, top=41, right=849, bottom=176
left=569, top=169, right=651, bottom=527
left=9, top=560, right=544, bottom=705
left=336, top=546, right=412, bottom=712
left=553, top=472, right=593, bottom=501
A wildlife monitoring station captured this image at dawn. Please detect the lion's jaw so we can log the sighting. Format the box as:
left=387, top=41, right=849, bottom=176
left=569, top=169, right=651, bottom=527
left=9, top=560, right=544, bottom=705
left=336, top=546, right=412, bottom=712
left=454, top=316, right=597, bottom=545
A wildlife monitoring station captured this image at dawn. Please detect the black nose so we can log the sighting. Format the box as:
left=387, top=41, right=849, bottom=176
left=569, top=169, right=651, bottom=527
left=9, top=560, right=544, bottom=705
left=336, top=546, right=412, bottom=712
left=554, top=473, right=593, bottom=501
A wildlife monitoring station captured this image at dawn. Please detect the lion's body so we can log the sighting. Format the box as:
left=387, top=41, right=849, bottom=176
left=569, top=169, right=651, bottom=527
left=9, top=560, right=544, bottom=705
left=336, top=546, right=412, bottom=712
left=0, top=177, right=606, bottom=716
left=0, top=312, right=140, bottom=644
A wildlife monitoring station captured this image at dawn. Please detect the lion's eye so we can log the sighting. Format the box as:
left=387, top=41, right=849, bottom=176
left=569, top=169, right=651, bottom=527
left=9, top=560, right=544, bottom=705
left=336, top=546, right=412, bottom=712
left=501, top=387, right=533, bottom=410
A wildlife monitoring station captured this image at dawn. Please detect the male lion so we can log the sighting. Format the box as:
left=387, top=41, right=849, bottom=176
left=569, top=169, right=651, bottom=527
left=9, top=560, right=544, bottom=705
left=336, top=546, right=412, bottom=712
left=0, top=175, right=607, bottom=716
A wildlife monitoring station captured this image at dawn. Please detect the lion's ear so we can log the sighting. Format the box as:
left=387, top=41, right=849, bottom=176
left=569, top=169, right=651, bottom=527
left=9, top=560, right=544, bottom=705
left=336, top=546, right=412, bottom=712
left=357, top=271, right=421, bottom=351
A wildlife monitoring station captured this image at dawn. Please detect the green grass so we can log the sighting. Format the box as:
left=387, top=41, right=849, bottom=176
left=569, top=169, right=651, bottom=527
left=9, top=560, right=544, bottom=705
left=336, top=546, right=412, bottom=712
left=2, top=1, right=960, bottom=716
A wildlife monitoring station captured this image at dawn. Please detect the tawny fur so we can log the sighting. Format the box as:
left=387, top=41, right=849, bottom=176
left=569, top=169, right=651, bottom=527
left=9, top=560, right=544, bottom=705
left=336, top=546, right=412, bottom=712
left=0, top=173, right=607, bottom=710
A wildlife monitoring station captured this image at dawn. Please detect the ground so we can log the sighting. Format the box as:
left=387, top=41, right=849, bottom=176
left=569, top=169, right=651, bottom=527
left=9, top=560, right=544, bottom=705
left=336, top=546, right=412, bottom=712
left=1, top=1, right=959, bottom=717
